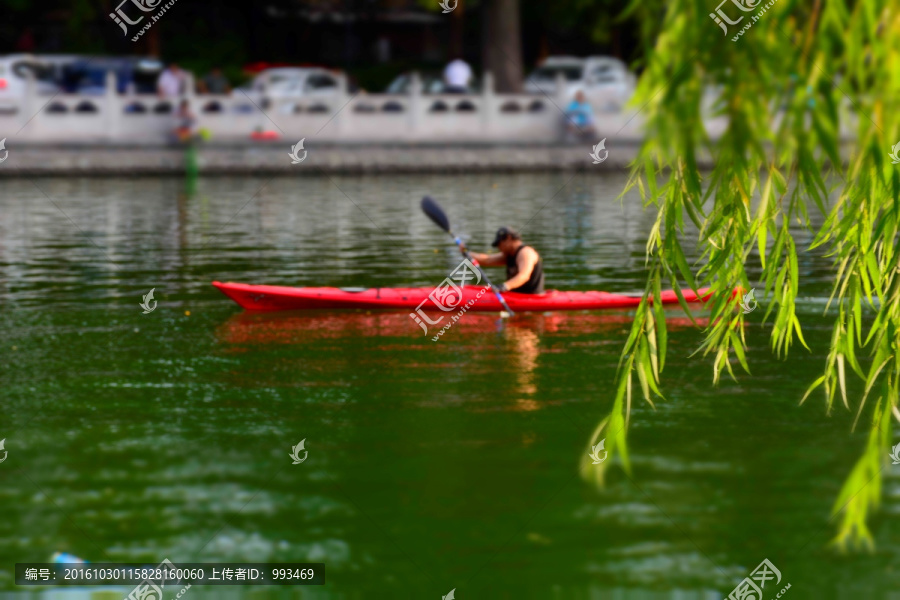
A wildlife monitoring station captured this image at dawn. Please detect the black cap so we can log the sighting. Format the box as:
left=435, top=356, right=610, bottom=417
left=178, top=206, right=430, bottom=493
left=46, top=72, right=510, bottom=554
left=491, top=226, right=521, bottom=247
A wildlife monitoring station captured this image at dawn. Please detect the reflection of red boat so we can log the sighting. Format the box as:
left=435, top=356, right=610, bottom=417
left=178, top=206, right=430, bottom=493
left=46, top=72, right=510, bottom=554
left=216, top=310, right=708, bottom=346
left=212, top=281, right=711, bottom=313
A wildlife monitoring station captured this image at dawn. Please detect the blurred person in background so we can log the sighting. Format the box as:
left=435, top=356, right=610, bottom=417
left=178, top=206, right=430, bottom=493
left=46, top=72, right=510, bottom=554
left=565, top=90, right=595, bottom=140
left=199, top=67, right=230, bottom=94
left=443, top=55, right=472, bottom=93
left=173, top=99, right=198, bottom=142
left=157, top=63, right=187, bottom=98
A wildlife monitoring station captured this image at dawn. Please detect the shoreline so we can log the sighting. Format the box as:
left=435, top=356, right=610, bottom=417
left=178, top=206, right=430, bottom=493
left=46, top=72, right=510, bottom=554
left=0, top=140, right=856, bottom=176
left=0, top=142, right=664, bottom=176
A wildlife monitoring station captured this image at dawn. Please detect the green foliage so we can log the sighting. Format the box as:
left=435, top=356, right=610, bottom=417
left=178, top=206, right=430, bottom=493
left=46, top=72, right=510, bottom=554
left=60, top=0, right=107, bottom=53
left=583, top=0, right=900, bottom=550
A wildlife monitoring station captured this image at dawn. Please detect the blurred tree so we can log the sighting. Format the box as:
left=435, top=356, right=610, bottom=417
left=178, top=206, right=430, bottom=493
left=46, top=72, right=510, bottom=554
left=65, top=0, right=105, bottom=52
left=2, top=0, right=645, bottom=93
left=414, top=0, right=642, bottom=90
left=521, top=0, right=642, bottom=64
left=483, top=0, right=522, bottom=92
left=449, top=0, right=465, bottom=58
left=582, top=0, right=900, bottom=552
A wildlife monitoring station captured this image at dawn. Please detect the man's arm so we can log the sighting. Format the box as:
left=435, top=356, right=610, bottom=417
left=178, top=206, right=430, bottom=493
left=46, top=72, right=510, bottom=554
left=501, top=247, right=538, bottom=291
left=467, top=251, right=505, bottom=267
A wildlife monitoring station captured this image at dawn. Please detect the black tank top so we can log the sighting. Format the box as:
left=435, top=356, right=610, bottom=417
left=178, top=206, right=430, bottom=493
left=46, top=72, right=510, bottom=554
left=506, top=245, right=545, bottom=294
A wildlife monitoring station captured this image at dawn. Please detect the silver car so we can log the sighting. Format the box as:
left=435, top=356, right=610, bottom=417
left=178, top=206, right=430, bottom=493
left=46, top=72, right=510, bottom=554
left=0, top=54, right=65, bottom=113
left=525, top=56, right=635, bottom=111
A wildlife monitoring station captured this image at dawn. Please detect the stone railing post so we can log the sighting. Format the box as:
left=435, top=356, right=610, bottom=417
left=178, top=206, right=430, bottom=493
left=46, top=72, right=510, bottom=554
left=555, top=72, right=568, bottom=140
left=555, top=71, right=569, bottom=106
left=184, top=72, right=196, bottom=101
left=105, top=70, right=120, bottom=142
left=408, top=71, right=422, bottom=142
left=481, top=71, right=494, bottom=140
left=22, top=70, right=36, bottom=140
left=334, top=72, right=350, bottom=138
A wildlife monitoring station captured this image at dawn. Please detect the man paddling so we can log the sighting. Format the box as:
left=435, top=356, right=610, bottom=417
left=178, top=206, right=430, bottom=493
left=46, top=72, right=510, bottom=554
left=462, top=227, right=545, bottom=294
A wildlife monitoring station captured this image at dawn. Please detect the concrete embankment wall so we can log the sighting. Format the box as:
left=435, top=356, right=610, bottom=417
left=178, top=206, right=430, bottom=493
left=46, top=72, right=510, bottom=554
left=0, top=142, right=675, bottom=176
left=0, top=139, right=859, bottom=176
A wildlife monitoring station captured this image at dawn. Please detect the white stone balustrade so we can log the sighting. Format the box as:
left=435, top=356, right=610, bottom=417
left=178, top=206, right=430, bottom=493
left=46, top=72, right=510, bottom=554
left=1, top=71, right=650, bottom=144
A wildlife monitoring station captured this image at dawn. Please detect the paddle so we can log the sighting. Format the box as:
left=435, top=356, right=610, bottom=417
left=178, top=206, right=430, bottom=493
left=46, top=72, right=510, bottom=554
left=421, top=195, right=514, bottom=317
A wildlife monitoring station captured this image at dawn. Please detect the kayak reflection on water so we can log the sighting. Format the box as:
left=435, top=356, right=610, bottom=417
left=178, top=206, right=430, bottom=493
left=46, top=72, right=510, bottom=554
left=217, top=311, right=708, bottom=346
left=462, top=226, right=545, bottom=294
left=216, top=311, right=708, bottom=413
left=507, top=326, right=540, bottom=410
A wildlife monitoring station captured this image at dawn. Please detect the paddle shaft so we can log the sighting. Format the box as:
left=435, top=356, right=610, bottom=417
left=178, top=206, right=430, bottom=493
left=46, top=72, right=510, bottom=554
left=450, top=234, right=515, bottom=316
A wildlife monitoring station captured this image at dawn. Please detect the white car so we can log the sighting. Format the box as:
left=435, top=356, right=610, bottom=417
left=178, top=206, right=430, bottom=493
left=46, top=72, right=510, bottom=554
left=525, top=56, right=636, bottom=111
left=239, top=67, right=349, bottom=114
left=385, top=72, right=481, bottom=94
left=0, top=54, right=65, bottom=112
left=248, top=68, right=343, bottom=98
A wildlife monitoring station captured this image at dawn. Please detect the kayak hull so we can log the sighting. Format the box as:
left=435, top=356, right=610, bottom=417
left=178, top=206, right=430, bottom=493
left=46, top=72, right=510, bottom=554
left=212, top=281, right=711, bottom=312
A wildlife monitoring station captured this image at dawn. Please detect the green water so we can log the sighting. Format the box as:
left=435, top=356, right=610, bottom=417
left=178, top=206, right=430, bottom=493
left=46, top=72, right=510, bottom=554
left=0, top=174, right=897, bottom=599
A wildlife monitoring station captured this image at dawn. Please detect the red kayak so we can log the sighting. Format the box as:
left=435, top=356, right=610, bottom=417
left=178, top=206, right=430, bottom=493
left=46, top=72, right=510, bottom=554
left=212, top=281, right=711, bottom=312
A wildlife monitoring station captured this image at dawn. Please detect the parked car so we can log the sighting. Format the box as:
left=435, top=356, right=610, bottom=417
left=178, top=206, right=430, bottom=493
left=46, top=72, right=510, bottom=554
left=0, top=54, right=165, bottom=112
left=0, top=54, right=62, bottom=112
left=247, top=67, right=346, bottom=97
left=525, top=56, right=635, bottom=111
left=237, top=67, right=362, bottom=114
left=59, top=57, right=163, bottom=95
left=385, top=72, right=480, bottom=94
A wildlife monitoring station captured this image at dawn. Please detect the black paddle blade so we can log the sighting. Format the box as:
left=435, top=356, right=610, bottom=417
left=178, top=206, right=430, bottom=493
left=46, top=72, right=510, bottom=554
left=421, top=196, right=451, bottom=233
